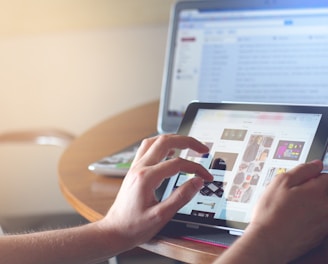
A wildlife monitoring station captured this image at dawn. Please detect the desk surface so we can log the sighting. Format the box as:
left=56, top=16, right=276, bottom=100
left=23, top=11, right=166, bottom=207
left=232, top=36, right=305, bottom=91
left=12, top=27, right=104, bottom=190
left=58, top=101, right=225, bottom=263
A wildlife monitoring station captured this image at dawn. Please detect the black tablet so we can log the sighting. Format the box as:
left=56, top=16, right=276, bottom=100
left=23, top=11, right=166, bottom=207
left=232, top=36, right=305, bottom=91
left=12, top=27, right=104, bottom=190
left=158, top=102, right=328, bottom=235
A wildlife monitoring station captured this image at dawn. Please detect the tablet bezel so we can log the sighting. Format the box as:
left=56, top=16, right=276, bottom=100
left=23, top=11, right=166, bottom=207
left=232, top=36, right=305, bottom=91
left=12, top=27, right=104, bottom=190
left=158, top=102, right=328, bottom=232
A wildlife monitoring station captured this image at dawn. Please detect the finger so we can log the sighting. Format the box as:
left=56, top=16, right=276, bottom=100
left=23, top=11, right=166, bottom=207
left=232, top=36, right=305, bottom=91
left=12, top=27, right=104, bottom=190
left=138, top=134, right=209, bottom=166
left=281, top=160, right=323, bottom=188
left=302, top=171, right=328, bottom=197
left=131, top=135, right=180, bottom=167
left=154, top=177, right=205, bottom=223
left=131, top=136, right=158, bottom=167
left=144, top=157, right=213, bottom=188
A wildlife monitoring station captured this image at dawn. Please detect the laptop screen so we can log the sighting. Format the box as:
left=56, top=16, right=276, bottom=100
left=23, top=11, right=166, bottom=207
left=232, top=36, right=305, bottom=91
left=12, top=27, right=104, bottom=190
left=158, top=0, right=328, bottom=134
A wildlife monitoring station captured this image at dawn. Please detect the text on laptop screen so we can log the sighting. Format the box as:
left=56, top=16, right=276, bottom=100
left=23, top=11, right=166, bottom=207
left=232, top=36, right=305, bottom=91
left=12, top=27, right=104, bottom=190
left=168, top=7, right=328, bottom=117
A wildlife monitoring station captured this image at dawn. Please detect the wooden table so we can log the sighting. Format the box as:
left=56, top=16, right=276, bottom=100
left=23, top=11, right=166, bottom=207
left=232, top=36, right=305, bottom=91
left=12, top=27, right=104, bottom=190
left=58, top=100, right=225, bottom=264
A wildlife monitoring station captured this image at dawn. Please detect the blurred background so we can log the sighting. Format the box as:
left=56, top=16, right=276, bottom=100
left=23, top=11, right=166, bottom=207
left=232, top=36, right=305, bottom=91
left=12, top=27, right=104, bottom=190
left=0, top=0, right=174, bottom=221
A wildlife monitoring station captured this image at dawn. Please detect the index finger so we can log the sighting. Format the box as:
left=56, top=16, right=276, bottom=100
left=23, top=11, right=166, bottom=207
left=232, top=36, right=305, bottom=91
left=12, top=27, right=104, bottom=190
left=131, top=136, right=158, bottom=166
left=134, top=134, right=209, bottom=167
left=279, top=160, right=323, bottom=188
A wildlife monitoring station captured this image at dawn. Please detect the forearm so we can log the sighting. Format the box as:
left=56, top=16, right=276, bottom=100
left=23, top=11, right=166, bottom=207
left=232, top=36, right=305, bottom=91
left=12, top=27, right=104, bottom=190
left=0, top=222, right=127, bottom=264
left=213, top=228, right=288, bottom=264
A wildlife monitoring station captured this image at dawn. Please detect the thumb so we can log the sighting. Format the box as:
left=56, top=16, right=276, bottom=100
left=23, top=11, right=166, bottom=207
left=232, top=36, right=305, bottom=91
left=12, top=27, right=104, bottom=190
left=159, top=177, right=204, bottom=222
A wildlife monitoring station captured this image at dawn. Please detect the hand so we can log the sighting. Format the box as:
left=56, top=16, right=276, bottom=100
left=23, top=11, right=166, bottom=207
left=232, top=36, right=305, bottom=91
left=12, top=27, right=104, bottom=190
left=98, top=134, right=213, bottom=252
left=214, top=160, right=328, bottom=264
left=247, top=160, right=328, bottom=263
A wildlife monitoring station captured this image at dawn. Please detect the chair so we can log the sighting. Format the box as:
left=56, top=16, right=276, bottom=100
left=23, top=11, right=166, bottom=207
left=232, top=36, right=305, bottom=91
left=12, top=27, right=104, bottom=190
left=0, top=127, right=76, bottom=232
left=0, top=128, right=118, bottom=264
left=0, top=128, right=75, bottom=147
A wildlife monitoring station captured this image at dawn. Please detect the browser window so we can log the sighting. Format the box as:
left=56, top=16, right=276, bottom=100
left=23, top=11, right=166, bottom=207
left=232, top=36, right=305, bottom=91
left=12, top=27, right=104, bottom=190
left=168, top=8, right=328, bottom=116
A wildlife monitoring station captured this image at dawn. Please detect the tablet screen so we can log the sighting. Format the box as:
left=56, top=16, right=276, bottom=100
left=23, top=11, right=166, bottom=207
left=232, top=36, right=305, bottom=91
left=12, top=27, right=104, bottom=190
left=160, top=103, right=327, bottom=232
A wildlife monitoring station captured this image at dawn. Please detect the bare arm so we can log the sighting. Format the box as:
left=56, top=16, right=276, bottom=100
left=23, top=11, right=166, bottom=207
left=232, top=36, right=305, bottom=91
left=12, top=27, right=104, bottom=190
left=0, top=135, right=213, bottom=264
left=0, top=224, right=115, bottom=264
left=213, top=160, right=328, bottom=264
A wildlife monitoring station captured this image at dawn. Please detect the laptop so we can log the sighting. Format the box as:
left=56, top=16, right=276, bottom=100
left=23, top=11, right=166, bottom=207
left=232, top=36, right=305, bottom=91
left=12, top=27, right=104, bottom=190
left=89, top=0, right=328, bottom=176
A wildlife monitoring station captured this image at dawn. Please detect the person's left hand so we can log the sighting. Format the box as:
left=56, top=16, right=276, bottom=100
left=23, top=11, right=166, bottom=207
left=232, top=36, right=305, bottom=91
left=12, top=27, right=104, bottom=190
left=98, top=134, right=213, bottom=252
left=247, top=160, right=328, bottom=263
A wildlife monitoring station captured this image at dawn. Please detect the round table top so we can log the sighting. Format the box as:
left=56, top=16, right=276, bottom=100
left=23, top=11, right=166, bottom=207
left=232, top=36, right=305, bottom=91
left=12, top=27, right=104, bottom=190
left=58, top=100, right=225, bottom=263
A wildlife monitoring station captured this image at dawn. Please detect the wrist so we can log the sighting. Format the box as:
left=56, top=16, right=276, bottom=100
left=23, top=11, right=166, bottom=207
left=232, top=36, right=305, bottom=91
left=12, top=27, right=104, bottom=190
left=95, top=217, right=135, bottom=256
left=238, top=225, right=289, bottom=264
left=215, top=225, right=289, bottom=264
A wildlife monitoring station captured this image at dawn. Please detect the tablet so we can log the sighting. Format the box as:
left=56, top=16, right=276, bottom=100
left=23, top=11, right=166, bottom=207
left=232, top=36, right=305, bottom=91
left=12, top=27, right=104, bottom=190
left=158, top=102, right=328, bottom=235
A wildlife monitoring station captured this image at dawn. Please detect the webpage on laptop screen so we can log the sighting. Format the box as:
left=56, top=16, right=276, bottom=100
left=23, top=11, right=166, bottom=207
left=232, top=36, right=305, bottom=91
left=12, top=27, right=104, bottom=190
left=168, top=7, right=328, bottom=116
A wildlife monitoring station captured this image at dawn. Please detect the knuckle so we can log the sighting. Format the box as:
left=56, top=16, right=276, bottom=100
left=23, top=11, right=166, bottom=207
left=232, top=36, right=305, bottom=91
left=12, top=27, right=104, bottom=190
left=156, top=134, right=172, bottom=145
left=170, top=157, right=185, bottom=166
left=151, top=207, right=167, bottom=223
left=135, top=167, right=149, bottom=179
left=267, top=170, right=288, bottom=187
left=129, top=167, right=149, bottom=182
left=275, top=171, right=288, bottom=183
left=139, top=137, right=153, bottom=148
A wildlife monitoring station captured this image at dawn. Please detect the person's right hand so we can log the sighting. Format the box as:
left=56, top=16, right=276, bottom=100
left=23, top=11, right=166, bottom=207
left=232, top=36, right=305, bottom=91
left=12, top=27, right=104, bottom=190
left=98, top=134, right=213, bottom=254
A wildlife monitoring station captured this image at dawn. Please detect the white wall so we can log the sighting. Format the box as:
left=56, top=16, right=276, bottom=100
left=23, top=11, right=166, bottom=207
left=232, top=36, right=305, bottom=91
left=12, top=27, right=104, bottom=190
left=0, top=25, right=168, bottom=217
